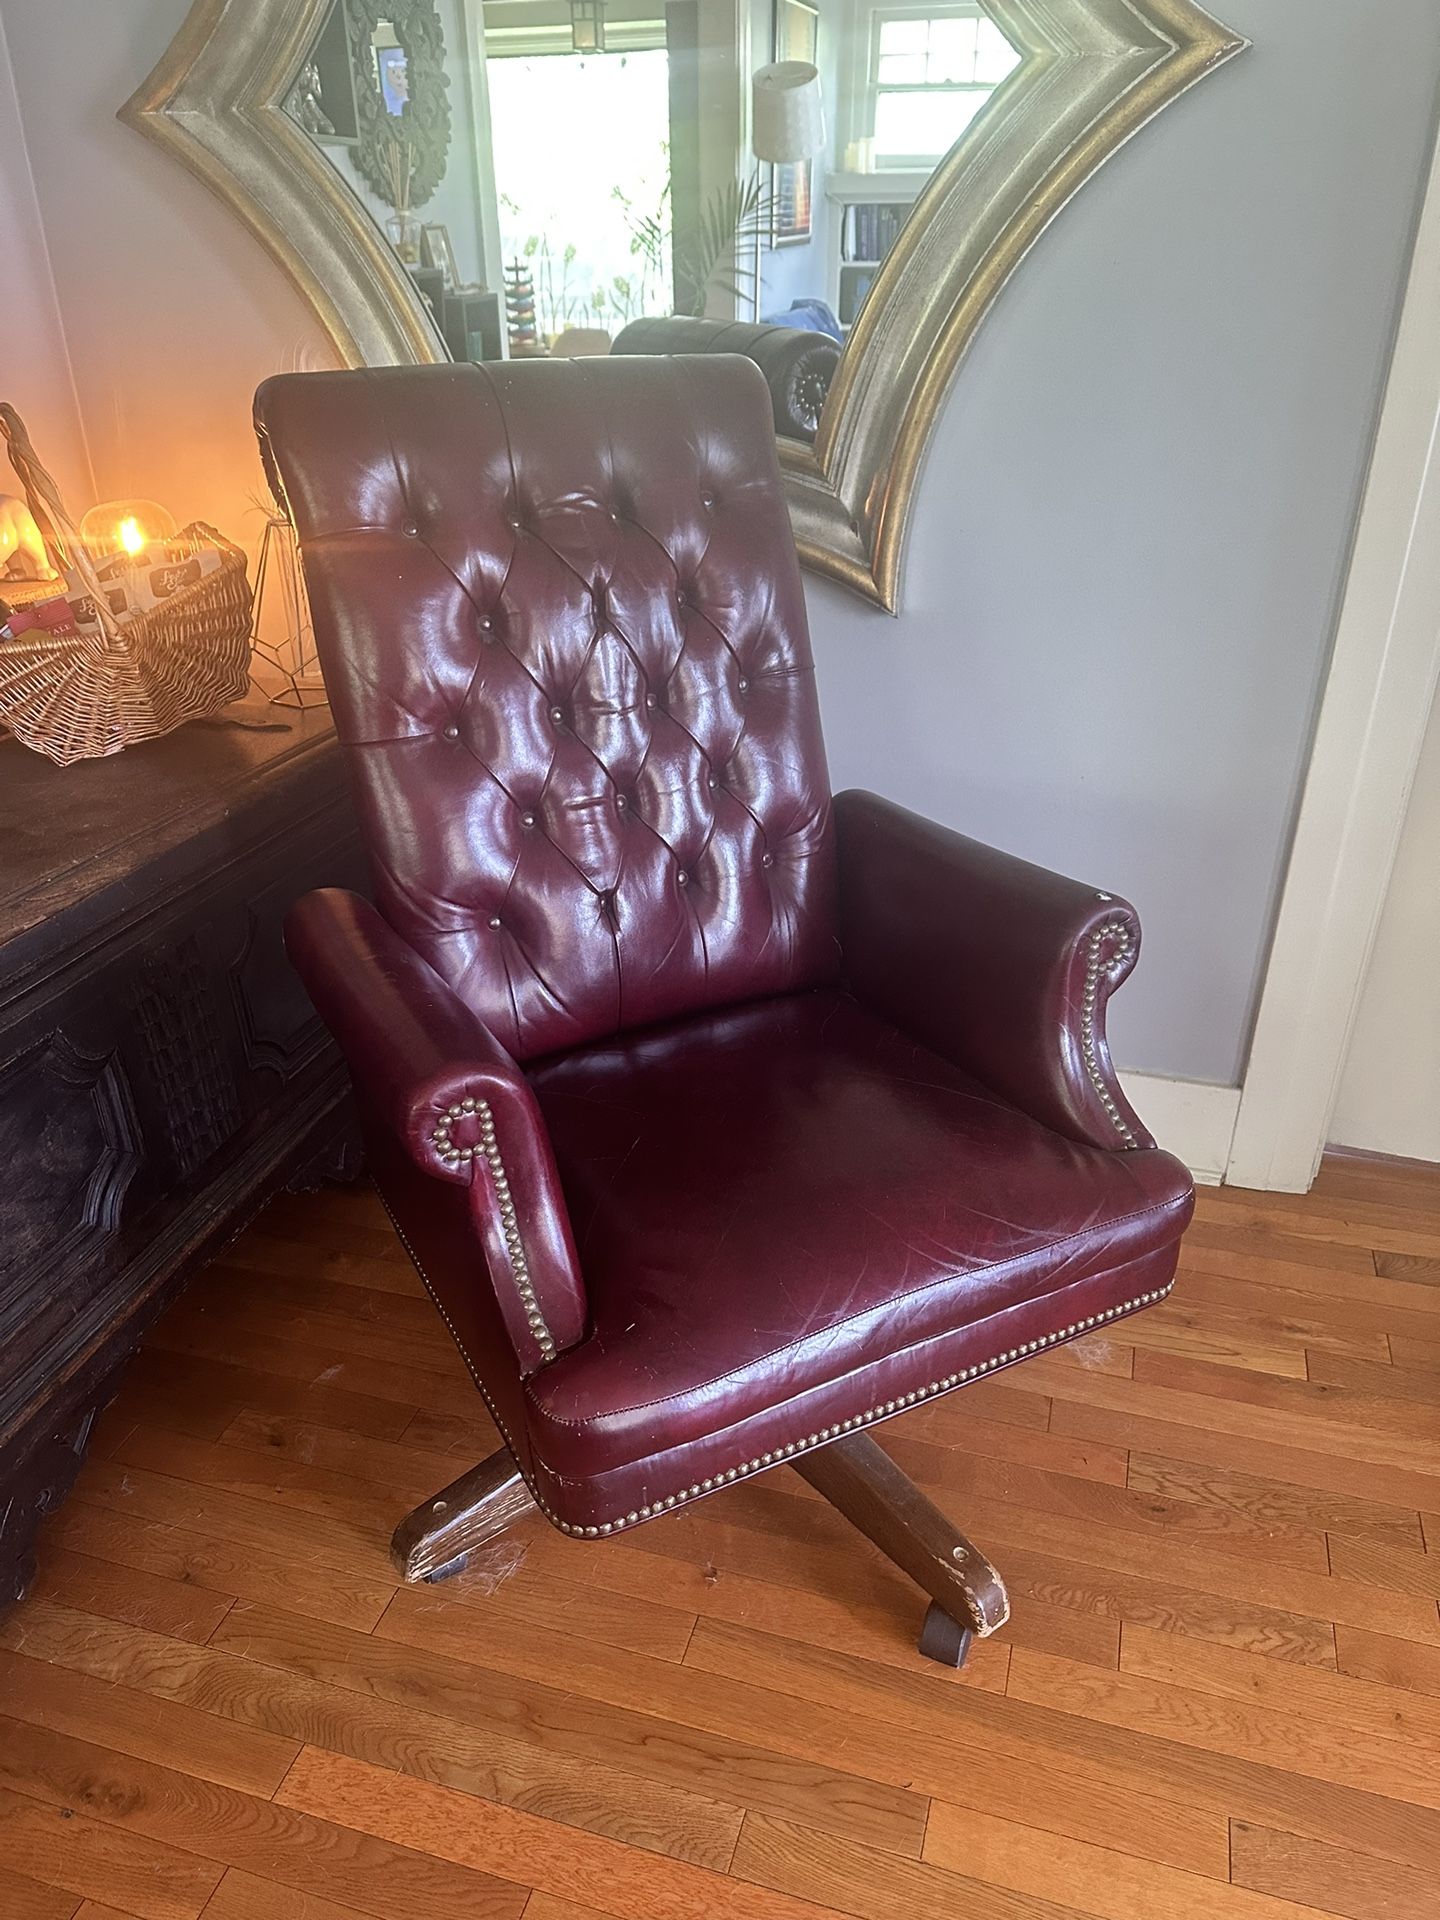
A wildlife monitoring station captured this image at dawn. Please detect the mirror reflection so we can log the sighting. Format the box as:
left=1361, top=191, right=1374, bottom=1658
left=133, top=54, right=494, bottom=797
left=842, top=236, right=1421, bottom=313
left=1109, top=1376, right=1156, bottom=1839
left=286, top=0, right=1020, bottom=439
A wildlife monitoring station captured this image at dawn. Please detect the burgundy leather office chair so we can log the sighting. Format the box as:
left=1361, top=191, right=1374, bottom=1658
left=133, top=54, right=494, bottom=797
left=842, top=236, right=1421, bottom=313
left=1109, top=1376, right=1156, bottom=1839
left=255, top=358, right=1193, bottom=1666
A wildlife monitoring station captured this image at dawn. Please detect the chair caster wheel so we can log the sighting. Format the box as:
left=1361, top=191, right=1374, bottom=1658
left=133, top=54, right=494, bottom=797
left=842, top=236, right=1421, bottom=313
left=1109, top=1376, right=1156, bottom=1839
left=919, top=1601, right=973, bottom=1667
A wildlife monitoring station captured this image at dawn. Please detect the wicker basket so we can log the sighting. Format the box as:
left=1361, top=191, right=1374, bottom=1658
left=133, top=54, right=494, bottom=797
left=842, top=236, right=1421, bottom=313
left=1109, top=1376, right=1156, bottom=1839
left=0, top=404, right=252, bottom=767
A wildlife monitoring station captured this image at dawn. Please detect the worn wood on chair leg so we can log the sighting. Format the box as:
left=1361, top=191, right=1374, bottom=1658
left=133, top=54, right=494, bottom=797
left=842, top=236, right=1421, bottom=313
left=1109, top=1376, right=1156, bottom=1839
left=391, top=1447, right=537, bottom=1583
left=794, top=1430, right=1008, bottom=1664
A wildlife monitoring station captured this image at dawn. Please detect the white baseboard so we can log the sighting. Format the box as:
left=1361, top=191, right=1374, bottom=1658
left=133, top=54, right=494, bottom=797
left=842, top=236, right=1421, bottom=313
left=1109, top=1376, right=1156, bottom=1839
left=1119, top=1072, right=1242, bottom=1185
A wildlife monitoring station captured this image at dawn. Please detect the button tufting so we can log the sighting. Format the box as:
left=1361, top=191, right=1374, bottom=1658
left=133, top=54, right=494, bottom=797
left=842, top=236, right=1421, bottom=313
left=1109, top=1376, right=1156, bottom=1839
left=676, top=870, right=689, bottom=886
left=442, top=724, right=459, bottom=741
left=676, top=590, right=686, bottom=606
left=509, top=516, right=522, bottom=531
left=701, top=492, right=714, bottom=509
left=737, top=677, right=749, bottom=691
left=549, top=706, right=564, bottom=723
left=488, top=916, right=501, bottom=929
left=707, top=776, right=717, bottom=789
left=645, top=695, right=656, bottom=709
left=761, top=852, right=774, bottom=868
left=521, top=812, right=536, bottom=827
left=479, top=615, right=493, bottom=631
left=615, top=794, right=628, bottom=810
left=402, top=521, right=419, bottom=537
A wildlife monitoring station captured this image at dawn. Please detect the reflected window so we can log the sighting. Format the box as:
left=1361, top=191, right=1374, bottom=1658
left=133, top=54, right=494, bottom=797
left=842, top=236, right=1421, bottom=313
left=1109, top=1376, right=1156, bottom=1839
left=867, top=5, right=1019, bottom=168
left=484, top=25, right=673, bottom=340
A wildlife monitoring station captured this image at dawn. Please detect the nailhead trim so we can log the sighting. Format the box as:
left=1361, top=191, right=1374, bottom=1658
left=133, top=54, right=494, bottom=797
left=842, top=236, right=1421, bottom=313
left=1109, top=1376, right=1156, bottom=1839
left=382, top=1193, right=1169, bottom=1544
left=539, top=1280, right=1173, bottom=1536
left=1082, top=920, right=1139, bottom=1148
left=429, top=1098, right=555, bottom=1359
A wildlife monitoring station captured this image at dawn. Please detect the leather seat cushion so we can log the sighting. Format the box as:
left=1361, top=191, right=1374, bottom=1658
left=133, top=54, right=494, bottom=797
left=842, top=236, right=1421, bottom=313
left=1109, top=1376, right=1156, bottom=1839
left=519, top=991, right=1192, bottom=1533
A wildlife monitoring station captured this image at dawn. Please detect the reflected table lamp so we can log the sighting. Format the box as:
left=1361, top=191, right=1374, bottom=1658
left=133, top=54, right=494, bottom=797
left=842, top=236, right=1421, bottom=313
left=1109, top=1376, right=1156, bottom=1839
left=751, top=60, right=825, bottom=320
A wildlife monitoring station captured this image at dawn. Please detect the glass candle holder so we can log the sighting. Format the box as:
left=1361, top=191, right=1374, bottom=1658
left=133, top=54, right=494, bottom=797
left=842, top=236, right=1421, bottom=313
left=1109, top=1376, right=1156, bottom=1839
left=79, top=498, right=180, bottom=562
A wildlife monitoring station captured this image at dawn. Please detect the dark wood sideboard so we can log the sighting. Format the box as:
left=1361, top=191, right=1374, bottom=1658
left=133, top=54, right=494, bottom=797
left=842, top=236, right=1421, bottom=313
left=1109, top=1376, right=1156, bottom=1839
left=0, top=688, right=366, bottom=1603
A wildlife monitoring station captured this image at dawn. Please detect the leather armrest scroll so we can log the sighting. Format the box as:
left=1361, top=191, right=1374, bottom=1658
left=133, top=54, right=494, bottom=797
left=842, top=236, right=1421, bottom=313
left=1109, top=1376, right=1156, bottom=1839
left=285, top=888, right=585, bottom=1367
left=834, top=791, right=1155, bottom=1152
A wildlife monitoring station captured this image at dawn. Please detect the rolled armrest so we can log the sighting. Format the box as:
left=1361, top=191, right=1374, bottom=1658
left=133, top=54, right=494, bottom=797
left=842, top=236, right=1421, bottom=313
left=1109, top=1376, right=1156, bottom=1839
left=285, top=888, right=585, bottom=1366
left=835, top=791, right=1154, bottom=1152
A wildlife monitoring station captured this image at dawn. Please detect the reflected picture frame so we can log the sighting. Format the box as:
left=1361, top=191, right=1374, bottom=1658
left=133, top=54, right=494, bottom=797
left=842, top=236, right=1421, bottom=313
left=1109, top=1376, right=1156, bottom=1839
left=771, top=0, right=819, bottom=248
left=375, top=43, right=410, bottom=116
left=420, top=221, right=457, bottom=288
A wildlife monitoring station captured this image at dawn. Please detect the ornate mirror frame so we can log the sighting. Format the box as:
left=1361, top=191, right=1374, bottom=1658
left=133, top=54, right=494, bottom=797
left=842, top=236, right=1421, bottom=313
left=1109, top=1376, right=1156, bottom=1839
left=122, top=0, right=1246, bottom=610
left=344, top=0, right=453, bottom=208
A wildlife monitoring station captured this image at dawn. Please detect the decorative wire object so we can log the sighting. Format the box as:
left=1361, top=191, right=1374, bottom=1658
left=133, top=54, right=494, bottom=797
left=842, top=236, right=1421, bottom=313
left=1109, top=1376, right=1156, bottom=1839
left=248, top=499, right=327, bottom=710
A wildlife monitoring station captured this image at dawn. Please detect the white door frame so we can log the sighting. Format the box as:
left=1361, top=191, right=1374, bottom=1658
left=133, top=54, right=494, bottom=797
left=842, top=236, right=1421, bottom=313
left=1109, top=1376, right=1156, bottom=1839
left=456, top=0, right=506, bottom=299
left=1225, top=119, right=1440, bottom=1193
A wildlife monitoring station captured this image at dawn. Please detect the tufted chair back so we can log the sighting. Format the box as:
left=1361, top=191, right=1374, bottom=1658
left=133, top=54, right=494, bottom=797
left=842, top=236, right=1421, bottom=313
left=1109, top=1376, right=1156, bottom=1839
left=256, top=358, right=839, bottom=1060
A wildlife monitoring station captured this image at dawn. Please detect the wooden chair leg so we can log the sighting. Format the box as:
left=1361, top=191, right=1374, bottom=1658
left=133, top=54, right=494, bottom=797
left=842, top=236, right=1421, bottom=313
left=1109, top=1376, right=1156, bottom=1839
left=794, top=1429, right=1009, bottom=1666
left=391, top=1446, right=537, bottom=1583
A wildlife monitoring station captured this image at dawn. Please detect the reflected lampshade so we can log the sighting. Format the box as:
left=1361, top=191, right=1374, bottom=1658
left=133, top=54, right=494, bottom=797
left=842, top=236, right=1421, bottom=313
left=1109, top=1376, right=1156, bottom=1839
left=752, top=61, right=825, bottom=165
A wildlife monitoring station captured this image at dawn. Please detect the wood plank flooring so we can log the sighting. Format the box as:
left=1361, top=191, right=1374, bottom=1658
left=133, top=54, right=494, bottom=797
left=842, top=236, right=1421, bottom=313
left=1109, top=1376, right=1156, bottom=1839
left=4, top=1150, right=1440, bottom=1920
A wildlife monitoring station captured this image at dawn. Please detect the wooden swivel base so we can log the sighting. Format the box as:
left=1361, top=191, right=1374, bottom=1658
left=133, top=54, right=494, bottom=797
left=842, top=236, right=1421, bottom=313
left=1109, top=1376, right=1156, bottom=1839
left=793, top=1430, right=1009, bottom=1666
left=390, top=1451, right=536, bottom=1584
left=391, top=1429, right=1008, bottom=1666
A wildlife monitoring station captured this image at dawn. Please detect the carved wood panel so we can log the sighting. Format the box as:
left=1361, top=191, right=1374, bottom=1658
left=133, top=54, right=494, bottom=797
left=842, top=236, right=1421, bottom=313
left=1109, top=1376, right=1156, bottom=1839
left=0, top=1029, right=141, bottom=1305
left=0, top=724, right=368, bottom=1609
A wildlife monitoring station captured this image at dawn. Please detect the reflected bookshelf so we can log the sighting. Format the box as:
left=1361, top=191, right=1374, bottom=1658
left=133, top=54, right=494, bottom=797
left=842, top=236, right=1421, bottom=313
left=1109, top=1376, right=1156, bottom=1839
left=826, top=172, right=927, bottom=330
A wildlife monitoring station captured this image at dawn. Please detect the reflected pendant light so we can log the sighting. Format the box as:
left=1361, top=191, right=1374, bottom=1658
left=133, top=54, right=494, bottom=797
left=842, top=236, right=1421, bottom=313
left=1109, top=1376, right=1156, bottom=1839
left=569, top=0, right=606, bottom=52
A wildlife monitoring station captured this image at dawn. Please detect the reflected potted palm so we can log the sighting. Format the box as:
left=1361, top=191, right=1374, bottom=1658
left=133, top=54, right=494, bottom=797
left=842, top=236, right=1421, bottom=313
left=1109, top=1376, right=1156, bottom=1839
left=623, top=173, right=770, bottom=319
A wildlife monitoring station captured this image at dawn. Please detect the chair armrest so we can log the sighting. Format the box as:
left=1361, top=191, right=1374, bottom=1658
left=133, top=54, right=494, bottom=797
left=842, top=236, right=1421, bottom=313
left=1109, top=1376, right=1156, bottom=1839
left=285, top=888, right=584, bottom=1367
left=834, top=790, right=1154, bottom=1152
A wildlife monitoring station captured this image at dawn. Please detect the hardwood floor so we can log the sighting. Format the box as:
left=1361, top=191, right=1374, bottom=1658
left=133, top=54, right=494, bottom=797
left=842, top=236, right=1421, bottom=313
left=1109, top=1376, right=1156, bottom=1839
left=4, top=1151, right=1440, bottom=1920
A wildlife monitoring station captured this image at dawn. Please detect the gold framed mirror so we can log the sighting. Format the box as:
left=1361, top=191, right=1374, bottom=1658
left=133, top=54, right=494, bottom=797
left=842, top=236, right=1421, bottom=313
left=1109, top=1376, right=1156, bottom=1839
left=122, top=0, right=1245, bottom=610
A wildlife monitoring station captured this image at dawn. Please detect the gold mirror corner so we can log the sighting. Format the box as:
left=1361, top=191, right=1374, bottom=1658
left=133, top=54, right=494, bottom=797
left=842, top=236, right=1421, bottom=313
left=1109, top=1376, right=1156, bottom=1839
left=121, top=0, right=1247, bottom=613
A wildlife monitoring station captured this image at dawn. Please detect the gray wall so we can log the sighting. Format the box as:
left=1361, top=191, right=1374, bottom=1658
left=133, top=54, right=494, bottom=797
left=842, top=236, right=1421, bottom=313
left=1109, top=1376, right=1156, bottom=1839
left=0, top=12, right=91, bottom=508
left=808, top=0, right=1440, bottom=1085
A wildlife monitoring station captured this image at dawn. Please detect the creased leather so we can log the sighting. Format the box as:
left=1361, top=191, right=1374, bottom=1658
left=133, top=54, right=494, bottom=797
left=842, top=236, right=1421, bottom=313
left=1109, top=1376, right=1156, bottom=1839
left=285, top=887, right=585, bottom=1369
left=525, top=991, right=1192, bottom=1521
left=257, top=358, right=1194, bottom=1539
left=836, top=789, right=1154, bottom=1152
left=256, top=357, right=838, bottom=1065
